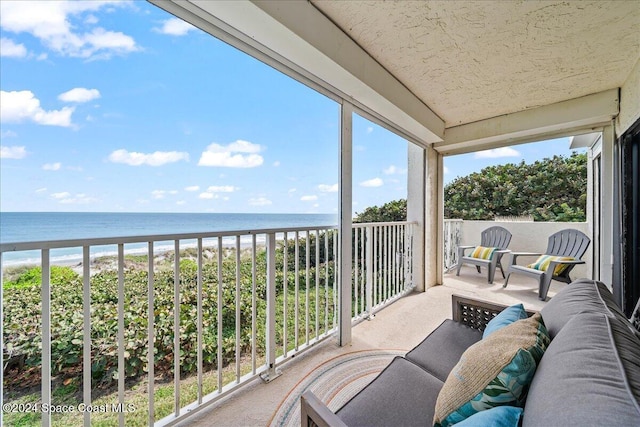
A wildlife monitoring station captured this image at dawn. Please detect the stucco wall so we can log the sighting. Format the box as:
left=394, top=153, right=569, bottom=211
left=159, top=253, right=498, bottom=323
left=617, top=58, right=640, bottom=136
left=460, top=221, right=592, bottom=280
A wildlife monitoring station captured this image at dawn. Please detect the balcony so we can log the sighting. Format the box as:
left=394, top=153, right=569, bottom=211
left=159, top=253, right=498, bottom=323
left=1, top=221, right=415, bottom=426
left=1, top=219, right=579, bottom=426
left=179, top=272, right=551, bottom=427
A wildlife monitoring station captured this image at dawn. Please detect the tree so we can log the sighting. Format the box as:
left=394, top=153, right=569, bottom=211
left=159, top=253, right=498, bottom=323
left=444, top=152, right=587, bottom=221
left=353, top=152, right=587, bottom=223
left=354, top=198, right=407, bottom=223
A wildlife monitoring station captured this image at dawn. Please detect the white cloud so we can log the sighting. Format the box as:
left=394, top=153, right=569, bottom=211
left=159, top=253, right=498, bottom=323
left=58, top=87, right=100, bottom=103
left=151, top=190, right=178, bottom=199
left=84, top=14, right=98, bottom=25
left=0, top=1, right=138, bottom=60
left=360, top=177, right=384, bottom=187
left=57, top=193, right=98, bottom=204
left=35, top=187, right=47, bottom=193
left=383, top=165, right=406, bottom=175
left=43, top=162, right=61, bottom=171
left=1, top=130, right=18, bottom=138
left=318, top=183, right=338, bottom=193
left=176, top=200, right=186, bottom=206
left=288, top=188, right=297, bottom=193
left=151, top=190, right=166, bottom=199
left=0, top=145, right=27, bottom=159
left=51, top=191, right=71, bottom=199
left=301, top=195, right=318, bottom=201
left=475, top=147, right=520, bottom=159
left=0, top=37, right=26, bottom=57
left=444, top=165, right=450, bottom=174
left=198, top=140, right=264, bottom=168
left=206, top=185, right=236, bottom=193
left=108, top=149, right=189, bottom=166
left=198, top=185, right=236, bottom=200
left=1, top=90, right=74, bottom=127
left=185, top=185, right=200, bottom=192
left=248, top=197, right=272, bottom=206
left=366, top=126, right=373, bottom=134
left=273, top=160, right=280, bottom=167
left=155, top=18, right=195, bottom=36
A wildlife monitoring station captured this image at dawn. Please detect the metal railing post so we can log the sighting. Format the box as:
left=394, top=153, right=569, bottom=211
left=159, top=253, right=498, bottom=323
left=365, top=225, right=374, bottom=319
left=261, top=233, right=281, bottom=382
left=41, top=250, right=51, bottom=427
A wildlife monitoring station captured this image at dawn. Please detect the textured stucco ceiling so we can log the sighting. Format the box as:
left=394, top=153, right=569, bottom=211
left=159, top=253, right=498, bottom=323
left=311, top=0, right=640, bottom=128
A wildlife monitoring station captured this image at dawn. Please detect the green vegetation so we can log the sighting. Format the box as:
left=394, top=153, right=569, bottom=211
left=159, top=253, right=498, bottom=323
left=445, top=153, right=587, bottom=221
left=354, top=198, right=407, bottom=223
left=2, top=236, right=338, bottom=426
left=352, top=153, right=587, bottom=223
left=3, top=266, right=79, bottom=290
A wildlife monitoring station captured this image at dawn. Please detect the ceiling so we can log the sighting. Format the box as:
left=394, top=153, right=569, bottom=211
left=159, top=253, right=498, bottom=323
left=311, top=0, right=640, bottom=128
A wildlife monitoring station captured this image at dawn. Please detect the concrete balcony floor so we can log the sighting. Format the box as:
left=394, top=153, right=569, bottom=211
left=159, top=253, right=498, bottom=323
left=176, top=268, right=561, bottom=427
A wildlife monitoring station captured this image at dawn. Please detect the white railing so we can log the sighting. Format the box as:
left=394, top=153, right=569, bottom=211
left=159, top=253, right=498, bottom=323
left=443, top=219, right=463, bottom=272
left=0, top=221, right=414, bottom=426
left=352, top=222, right=415, bottom=320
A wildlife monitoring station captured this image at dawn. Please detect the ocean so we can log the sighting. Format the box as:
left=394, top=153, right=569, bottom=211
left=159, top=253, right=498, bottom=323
left=0, top=212, right=337, bottom=267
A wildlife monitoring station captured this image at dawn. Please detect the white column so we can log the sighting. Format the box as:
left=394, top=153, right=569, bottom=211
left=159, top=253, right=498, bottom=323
left=424, top=145, right=443, bottom=287
left=338, top=102, right=353, bottom=346
left=407, top=143, right=425, bottom=292
left=600, top=124, right=615, bottom=286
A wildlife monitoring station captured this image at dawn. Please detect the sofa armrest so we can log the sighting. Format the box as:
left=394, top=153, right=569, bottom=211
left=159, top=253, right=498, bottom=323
left=301, top=390, right=348, bottom=427
left=451, top=294, right=537, bottom=331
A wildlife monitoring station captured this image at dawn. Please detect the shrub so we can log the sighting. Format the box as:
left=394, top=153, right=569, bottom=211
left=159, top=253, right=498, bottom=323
left=2, top=246, right=337, bottom=389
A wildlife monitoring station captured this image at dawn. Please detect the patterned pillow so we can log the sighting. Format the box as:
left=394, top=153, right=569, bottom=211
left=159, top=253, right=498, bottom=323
left=433, top=313, right=550, bottom=427
left=483, top=304, right=527, bottom=339
left=527, top=255, right=574, bottom=275
left=470, top=246, right=497, bottom=260
left=454, top=406, right=523, bottom=427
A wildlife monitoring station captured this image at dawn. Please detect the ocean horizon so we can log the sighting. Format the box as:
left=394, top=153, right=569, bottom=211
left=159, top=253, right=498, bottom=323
left=0, top=212, right=338, bottom=267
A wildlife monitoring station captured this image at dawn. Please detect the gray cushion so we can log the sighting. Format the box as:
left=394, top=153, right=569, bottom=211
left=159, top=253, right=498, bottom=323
left=523, top=313, right=640, bottom=427
left=609, top=312, right=640, bottom=403
left=541, top=278, right=627, bottom=338
left=336, top=357, right=443, bottom=427
left=405, top=319, right=482, bottom=382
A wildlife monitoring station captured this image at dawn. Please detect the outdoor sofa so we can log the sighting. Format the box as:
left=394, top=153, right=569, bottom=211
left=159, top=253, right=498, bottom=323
left=301, top=278, right=640, bottom=426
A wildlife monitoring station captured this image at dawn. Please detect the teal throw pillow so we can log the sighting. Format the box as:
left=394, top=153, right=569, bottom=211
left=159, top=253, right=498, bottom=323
left=433, top=313, right=550, bottom=427
left=455, top=406, right=523, bottom=427
left=483, top=304, right=527, bottom=339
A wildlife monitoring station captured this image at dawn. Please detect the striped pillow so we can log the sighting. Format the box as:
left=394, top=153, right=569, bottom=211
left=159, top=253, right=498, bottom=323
left=527, top=255, right=574, bottom=275
left=470, top=246, right=497, bottom=260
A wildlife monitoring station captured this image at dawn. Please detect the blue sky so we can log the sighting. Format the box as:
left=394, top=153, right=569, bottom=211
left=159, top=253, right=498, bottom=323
left=0, top=1, right=582, bottom=215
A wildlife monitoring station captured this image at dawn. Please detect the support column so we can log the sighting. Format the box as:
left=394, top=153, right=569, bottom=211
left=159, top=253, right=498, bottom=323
left=424, top=146, right=443, bottom=287
left=407, top=143, right=425, bottom=292
left=600, top=123, right=615, bottom=286
left=338, top=102, right=353, bottom=346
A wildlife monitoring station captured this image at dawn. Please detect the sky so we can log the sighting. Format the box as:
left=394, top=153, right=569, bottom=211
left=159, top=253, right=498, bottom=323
left=0, top=1, right=583, bottom=215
